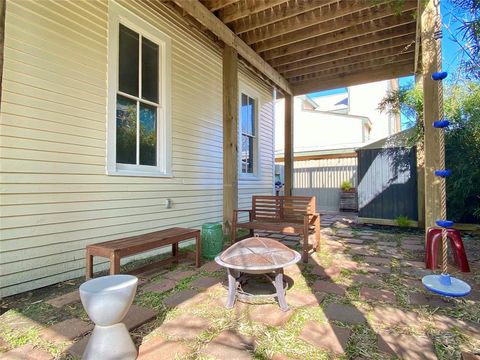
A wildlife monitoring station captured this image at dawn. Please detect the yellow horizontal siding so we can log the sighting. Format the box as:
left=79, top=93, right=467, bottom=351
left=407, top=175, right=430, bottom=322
left=0, top=0, right=274, bottom=297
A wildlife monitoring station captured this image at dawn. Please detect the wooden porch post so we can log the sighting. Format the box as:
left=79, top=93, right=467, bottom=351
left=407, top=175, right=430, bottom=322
left=0, top=0, right=6, bottom=112
left=421, top=0, right=442, bottom=233
left=415, top=74, right=426, bottom=229
left=223, top=45, right=238, bottom=235
left=284, top=93, right=294, bottom=196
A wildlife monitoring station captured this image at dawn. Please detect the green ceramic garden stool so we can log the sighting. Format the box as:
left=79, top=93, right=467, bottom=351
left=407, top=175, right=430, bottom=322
left=201, top=222, right=223, bottom=259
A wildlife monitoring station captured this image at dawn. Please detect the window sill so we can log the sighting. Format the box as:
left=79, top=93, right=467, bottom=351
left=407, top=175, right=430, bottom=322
left=239, top=173, right=261, bottom=181
left=106, top=168, right=173, bottom=178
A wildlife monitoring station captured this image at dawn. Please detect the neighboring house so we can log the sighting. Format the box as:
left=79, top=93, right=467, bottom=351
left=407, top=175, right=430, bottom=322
left=274, top=80, right=400, bottom=211
left=0, top=1, right=275, bottom=297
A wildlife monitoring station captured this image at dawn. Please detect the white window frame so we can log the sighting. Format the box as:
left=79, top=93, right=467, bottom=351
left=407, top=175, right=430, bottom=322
left=107, top=1, right=172, bottom=177
left=238, top=86, right=260, bottom=180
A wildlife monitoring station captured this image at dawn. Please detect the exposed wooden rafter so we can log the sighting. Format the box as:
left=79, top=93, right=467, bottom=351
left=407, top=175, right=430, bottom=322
left=172, top=0, right=292, bottom=94
left=261, top=11, right=416, bottom=60
left=200, top=0, right=240, bottom=12
left=283, top=46, right=415, bottom=79
left=232, top=0, right=338, bottom=35
left=241, top=0, right=375, bottom=45
left=277, top=33, right=415, bottom=73
left=218, top=0, right=290, bottom=24
left=269, top=23, right=416, bottom=67
left=292, top=62, right=413, bottom=95
left=289, top=53, right=413, bottom=83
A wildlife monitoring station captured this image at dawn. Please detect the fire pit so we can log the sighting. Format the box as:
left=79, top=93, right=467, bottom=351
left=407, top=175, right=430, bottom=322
left=215, top=236, right=301, bottom=311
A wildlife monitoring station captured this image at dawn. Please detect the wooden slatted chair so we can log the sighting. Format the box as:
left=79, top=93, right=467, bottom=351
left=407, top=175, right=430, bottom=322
left=231, top=195, right=320, bottom=262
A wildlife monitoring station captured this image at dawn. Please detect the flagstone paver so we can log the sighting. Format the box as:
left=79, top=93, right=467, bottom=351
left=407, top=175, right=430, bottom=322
left=142, top=279, right=176, bottom=294
left=312, top=280, right=346, bottom=296
left=377, top=241, right=397, bottom=247
left=40, top=318, right=93, bottom=344
left=1, top=312, right=42, bottom=331
left=433, top=314, right=480, bottom=337
left=370, top=306, right=421, bottom=328
left=401, top=260, right=426, bottom=268
left=0, top=344, right=53, bottom=360
left=299, top=321, right=351, bottom=354
left=200, top=261, right=222, bottom=272
left=363, top=256, right=391, bottom=265
left=331, top=259, right=359, bottom=270
left=360, top=287, right=396, bottom=303
left=158, top=314, right=210, bottom=340
left=46, top=290, right=80, bottom=308
left=377, top=332, right=436, bottom=360
left=351, top=274, right=380, bottom=286
left=361, top=265, right=391, bottom=274
left=138, top=336, right=190, bottom=360
left=285, top=291, right=325, bottom=307
left=462, top=352, right=480, bottom=360
left=163, top=289, right=204, bottom=308
left=66, top=336, right=89, bottom=358
left=324, top=303, right=366, bottom=324
left=408, top=292, right=452, bottom=307
left=123, top=304, right=157, bottom=330
left=401, top=244, right=425, bottom=251
left=190, top=276, right=220, bottom=290
left=248, top=304, right=293, bottom=327
left=343, top=238, right=365, bottom=244
left=202, top=330, right=255, bottom=360
left=163, top=270, right=197, bottom=282
left=311, top=266, right=341, bottom=278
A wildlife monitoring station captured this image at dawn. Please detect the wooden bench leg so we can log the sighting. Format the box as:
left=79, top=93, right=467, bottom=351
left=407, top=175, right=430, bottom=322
left=314, top=215, right=321, bottom=251
left=172, top=243, right=179, bottom=264
left=195, top=231, right=201, bottom=268
left=86, top=249, right=93, bottom=280
left=110, top=253, right=120, bottom=275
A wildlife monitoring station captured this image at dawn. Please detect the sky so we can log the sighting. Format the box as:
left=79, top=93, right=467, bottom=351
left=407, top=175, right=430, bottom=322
left=309, top=1, right=468, bottom=126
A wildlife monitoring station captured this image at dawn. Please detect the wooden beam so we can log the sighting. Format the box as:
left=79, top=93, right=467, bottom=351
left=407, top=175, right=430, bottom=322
left=223, top=45, right=239, bottom=236
left=288, top=52, right=414, bottom=82
left=284, top=93, right=294, bottom=196
left=0, top=0, right=5, bottom=112
left=269, top=23, right=416, bottom=67
left=218, top=0, right=290, bottom=24
left=262, top=11, right=416, bottom=60
left=172, top=0, right=292, bottom=95
left=275, top=152, right=357, bottom=163
left=421, top=0, right=442, bottom=232
left=283, top=45, right=415, bottom=79
left=200, top=0, right=239, bottom=11
left=252, top=1, right=417, bottom=52
left=232, top=0, right=337, bottom=35
left=276, top=34, right=414, bottom=73
left=242, top=0, right=376, bottom=45
left=292, top=61, right=413, bottom=95
left=415, top=73, right=425, bottom=229
left=414, top=0, right=424, bottom=74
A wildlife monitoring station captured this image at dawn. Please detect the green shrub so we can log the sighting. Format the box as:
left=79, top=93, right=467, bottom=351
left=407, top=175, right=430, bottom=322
left=395, top=215, right=412, bottom=228
left=341, top=180, right=353, bottom=192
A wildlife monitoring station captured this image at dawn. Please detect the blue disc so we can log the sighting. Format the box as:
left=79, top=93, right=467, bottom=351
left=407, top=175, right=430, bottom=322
left=434, top=169, right=452, bottom=177
left=422, top=274, right=471, bottom=297
left=433, top=120, right=450, bottom=128
left=436, top=219, right=454, bottom=227
left=431, top=71, right=448, bottom=81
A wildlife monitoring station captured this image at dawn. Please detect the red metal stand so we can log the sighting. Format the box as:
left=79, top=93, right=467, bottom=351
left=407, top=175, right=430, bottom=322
left=425, top=228, right=470, bottom=272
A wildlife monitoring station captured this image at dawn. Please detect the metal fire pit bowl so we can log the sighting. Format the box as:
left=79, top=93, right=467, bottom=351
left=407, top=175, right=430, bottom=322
left=215, top=236, right=301, bottom=311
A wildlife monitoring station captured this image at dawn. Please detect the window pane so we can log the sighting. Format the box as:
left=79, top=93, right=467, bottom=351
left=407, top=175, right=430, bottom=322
left=142, top=37, right=159, bottom=103
left=241, top=94, right=252, bottom=135
left=116, top=95, right=137, bottom=164
left=242, top=135, right=254, bottom=174
left=119, top=24, right=139, bottom=96
left=249, top=96, right=255, bottom=136
left=140, top=103, right=157, bottom=166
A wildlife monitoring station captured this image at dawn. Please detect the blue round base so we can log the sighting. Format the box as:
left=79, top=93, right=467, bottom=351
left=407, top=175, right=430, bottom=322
left=422, top=274, right=471, bottom=297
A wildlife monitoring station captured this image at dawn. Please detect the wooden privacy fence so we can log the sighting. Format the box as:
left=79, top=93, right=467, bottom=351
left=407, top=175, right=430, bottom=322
left=277, top=157, right=358, bottom=212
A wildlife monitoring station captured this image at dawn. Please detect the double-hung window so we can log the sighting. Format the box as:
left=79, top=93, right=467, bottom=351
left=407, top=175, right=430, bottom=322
left=107, top=3, right=171, bottom=176
left=240, top=93, right=257, bottom=175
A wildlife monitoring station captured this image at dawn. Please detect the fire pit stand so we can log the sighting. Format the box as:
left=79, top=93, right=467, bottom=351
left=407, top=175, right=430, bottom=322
left=215, top=236, right=301, bottom=311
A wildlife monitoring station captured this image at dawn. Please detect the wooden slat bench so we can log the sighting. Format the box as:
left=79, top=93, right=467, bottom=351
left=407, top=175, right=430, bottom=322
left=86, top=227, right=201, bottom=279
left=231, top=196, right=320, bottom=263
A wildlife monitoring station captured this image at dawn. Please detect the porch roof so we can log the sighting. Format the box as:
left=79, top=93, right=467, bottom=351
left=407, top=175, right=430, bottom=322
left=172, top=0, right=419, bottom=95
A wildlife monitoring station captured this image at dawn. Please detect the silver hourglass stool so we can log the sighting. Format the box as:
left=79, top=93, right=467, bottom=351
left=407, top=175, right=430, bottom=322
left=79, top=275, right=138, bottom=360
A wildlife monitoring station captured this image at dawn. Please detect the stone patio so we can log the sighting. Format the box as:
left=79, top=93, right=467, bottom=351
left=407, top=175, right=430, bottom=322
left=0, top=212, right=479, bottom=359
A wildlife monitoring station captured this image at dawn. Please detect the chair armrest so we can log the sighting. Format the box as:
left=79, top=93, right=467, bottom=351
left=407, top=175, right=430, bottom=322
left=233, top=209, right=252, bottom=221
left=304, top=213, right=320, bottom=225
